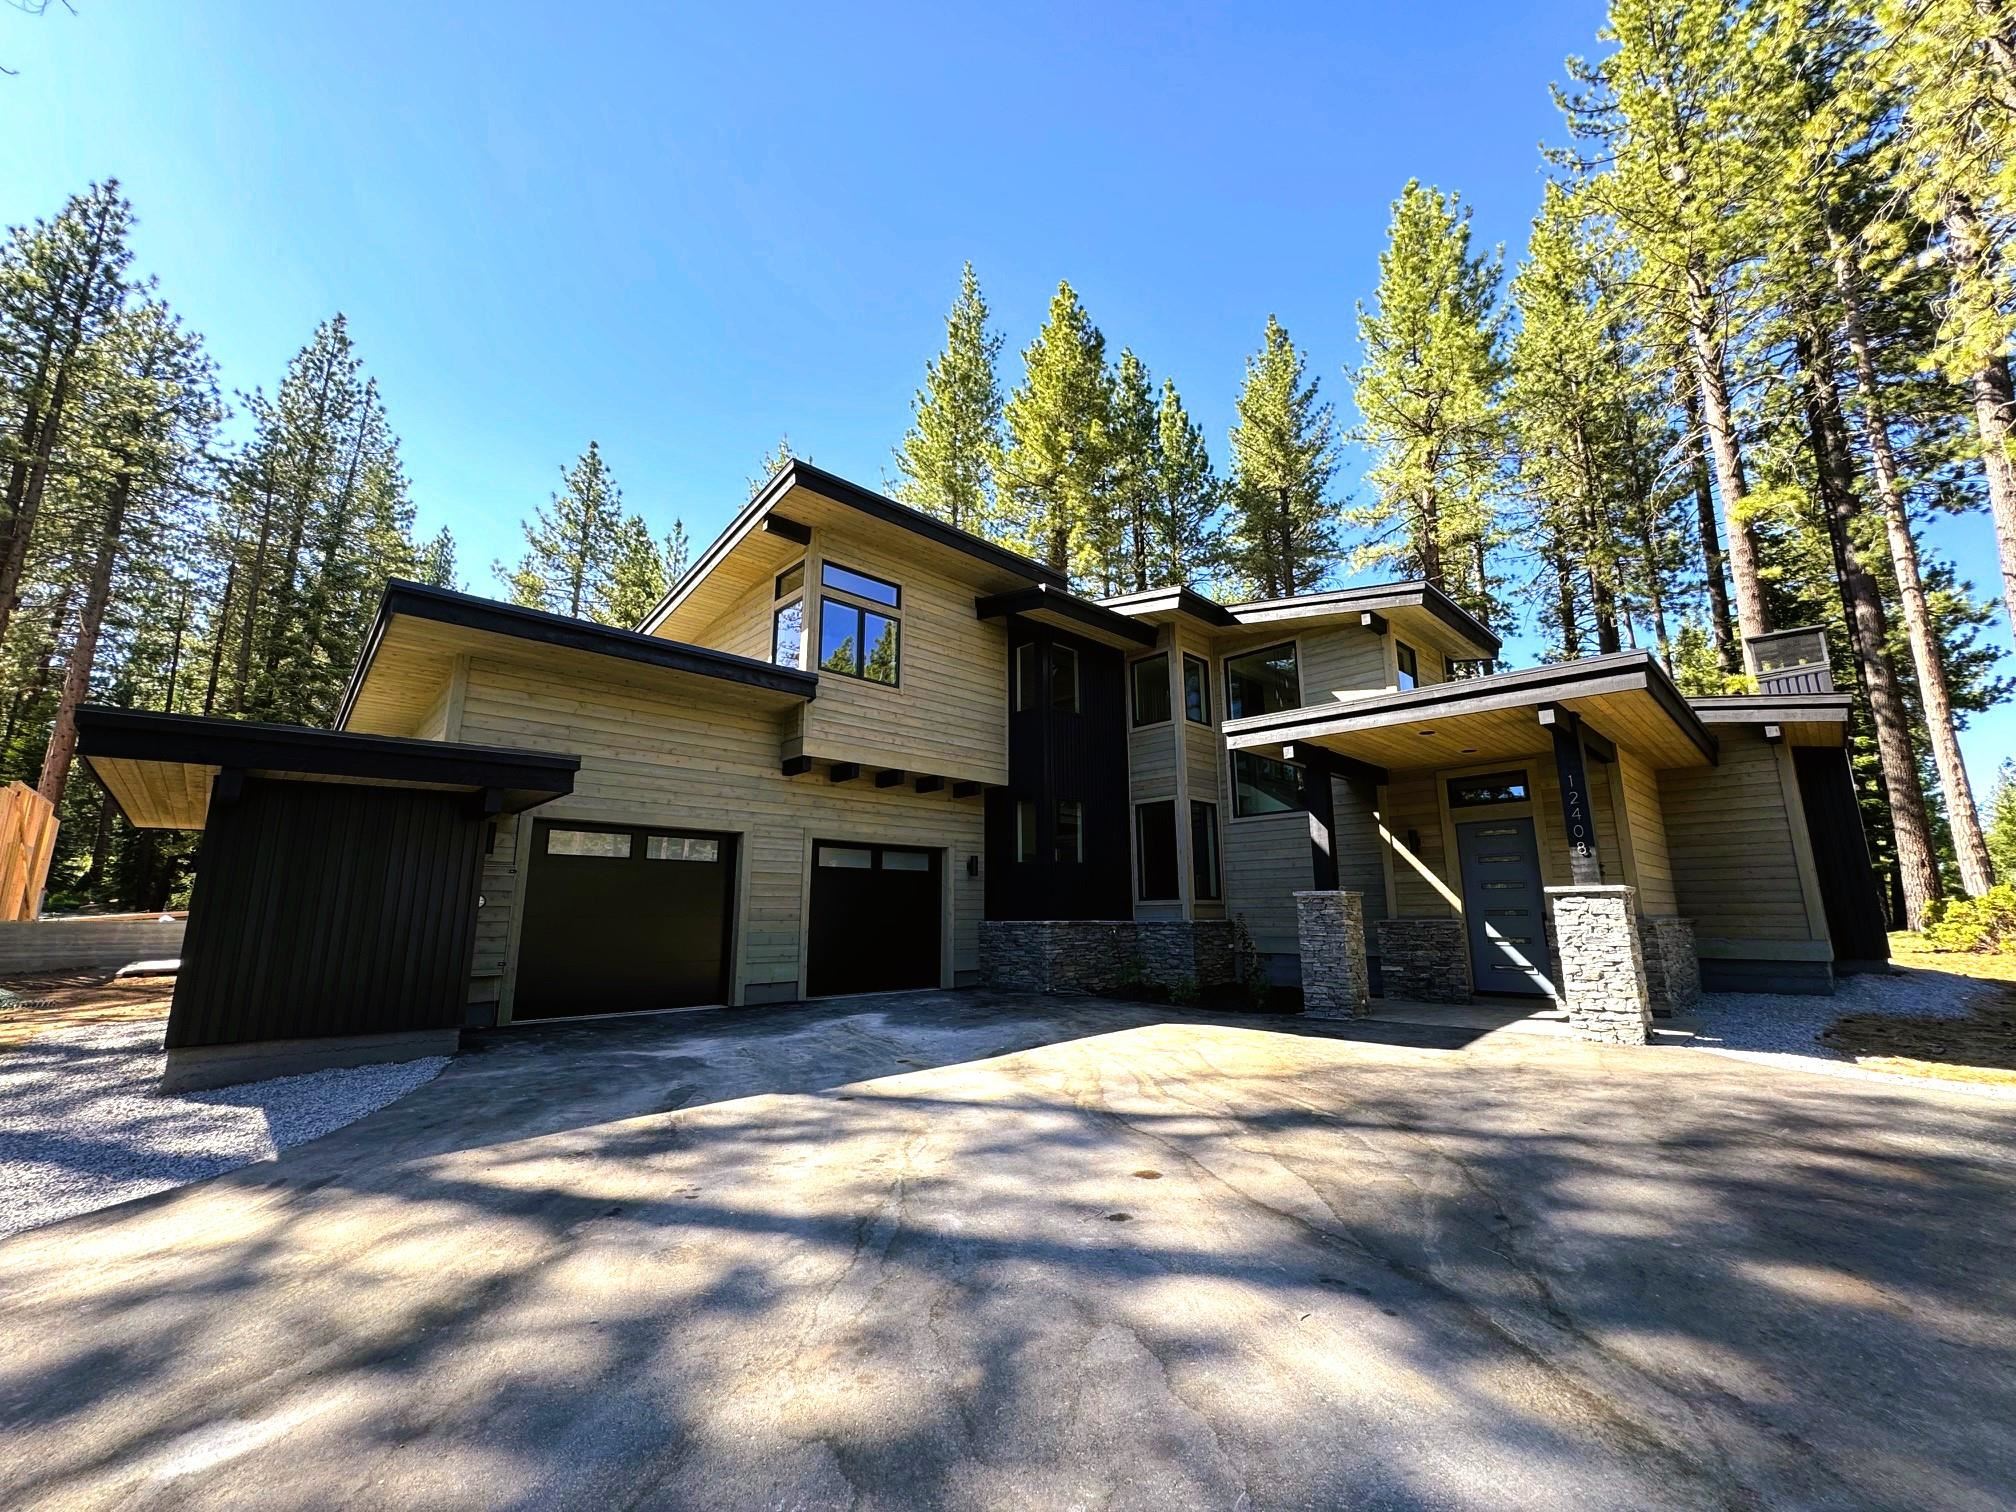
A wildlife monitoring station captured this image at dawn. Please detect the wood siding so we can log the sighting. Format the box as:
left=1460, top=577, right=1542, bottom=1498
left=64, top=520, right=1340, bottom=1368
left=1224, top=811, right=1311, bottom=951
left=1614, top=747, right=1677, bottom=914
left=1659, top=730, right=1826, bottom=946
left=1300, top=624, right=1388, bottom=702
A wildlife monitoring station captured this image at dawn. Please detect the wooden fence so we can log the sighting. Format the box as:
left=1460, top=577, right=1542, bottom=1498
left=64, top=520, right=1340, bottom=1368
left=0, top=782, right=57, bottom=923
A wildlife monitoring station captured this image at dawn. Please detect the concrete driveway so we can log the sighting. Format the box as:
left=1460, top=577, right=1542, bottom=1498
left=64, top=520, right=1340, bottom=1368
left=1, top=993, right=2012, bottom=1510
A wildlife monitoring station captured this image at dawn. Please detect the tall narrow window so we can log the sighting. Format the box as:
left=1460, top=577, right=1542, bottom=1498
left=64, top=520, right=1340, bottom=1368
left=1131, top=653, right=1171, bottom=726
left=1013, top=642, right=1039, bottom=712
left=1015, top=799, right=1038, bottom=862
left=1190, top=801, right=1221, bottom=900
left=1396, top=641, right=1419, bottom=691
left=1055, top=800, right=1084, bottom=862
left=1136, top=800, right=1179, bottom=900
left=773, top=599, right=804, bottom=668
left=1050, top=645, right=1080, bottom=712
left=1183, top=654, right=1211, bottom=724
left=1225, top=643, right=1300, bottom=719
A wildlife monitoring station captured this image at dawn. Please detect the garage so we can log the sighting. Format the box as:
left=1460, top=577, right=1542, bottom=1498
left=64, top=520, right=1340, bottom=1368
left=807, top=840, right=942, bottom=996
left=514, top=820, right=736, bottom=1020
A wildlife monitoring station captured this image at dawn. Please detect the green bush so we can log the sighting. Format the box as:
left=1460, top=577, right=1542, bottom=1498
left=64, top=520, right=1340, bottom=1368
left=1919, top=885, right=2016, bottom=954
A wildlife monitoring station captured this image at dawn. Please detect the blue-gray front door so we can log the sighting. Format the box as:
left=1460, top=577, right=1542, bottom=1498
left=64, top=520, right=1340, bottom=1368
left=1455, top=816, right=1549, bottom=996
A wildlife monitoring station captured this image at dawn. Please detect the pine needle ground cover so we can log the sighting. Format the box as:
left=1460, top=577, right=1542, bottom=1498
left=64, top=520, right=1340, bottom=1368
left=1817, top=938, right=2016, bottom=1087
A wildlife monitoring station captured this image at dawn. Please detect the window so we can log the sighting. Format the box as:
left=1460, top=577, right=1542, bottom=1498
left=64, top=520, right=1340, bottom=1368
left=817, top=846, right=874, bottom=869
left=773, top=599, right=804, bottom=668
left=1055, top=800, right=1084, bottom=863
left=646, top=835, right=720, bottom=863
left=775, top=562, right=804, bottom=599
left=1050, top=645, right=1080, bottom=712
left=1183, top=654, right=1211, bottom=724
left=821, top=561, right=900, bottom=607
left=1131, top=653, right=1171, bottom=726
left=881, top=849, right=931, bottom=872
left=1136, top=800, right=1179, bottom=900
left=1013, top=642, right=1039, bottom=712
left=1231, top=751, right=1305, bottom=817
left=820, top=598, right=899, bottom=685
left=1225, top=643, right=1300, bottom=720
left=1015, top=799, right=1038, bottom=862
left=1190, top=801, right=1221, bottom=900
left=547, top=828, right=631, bottom=858
left=1396, top=641, right=1419, bottom=691
left=1447, top=772, right=1530, bottom=808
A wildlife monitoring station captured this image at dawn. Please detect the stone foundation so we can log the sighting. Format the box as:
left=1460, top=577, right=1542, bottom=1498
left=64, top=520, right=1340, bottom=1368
left=980, top=920, right=1235, bottom=996
left=1375, top=918, right=1471, bottom=1002
left=1295, top=891, right=1370, bottom=1018
left=1545, top=885, right=1651, bottom=1045
left=1637, top=916, right=1700, bottom=1017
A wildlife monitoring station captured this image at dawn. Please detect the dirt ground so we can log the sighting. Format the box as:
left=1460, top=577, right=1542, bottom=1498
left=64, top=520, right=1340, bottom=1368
left=1819, top=938, right=2016, bottom=1087
left=0, top=973, right=174, bottom=1048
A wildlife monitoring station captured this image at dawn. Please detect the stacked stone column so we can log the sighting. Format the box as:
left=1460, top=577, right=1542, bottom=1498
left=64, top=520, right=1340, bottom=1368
left=1544, top=884, right=1652, bottom=1045
left=1294, top=890, right=1370, bottom=1019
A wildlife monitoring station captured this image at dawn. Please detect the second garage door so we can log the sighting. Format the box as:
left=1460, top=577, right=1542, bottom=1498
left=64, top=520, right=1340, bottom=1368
left=514, top=820, right=735, bottom=1020
left=807, top=841, right=942, bottom=997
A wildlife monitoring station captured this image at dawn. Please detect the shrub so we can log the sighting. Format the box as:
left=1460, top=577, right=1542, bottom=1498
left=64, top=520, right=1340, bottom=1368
left=1919, top=885, right=2016, bottom=954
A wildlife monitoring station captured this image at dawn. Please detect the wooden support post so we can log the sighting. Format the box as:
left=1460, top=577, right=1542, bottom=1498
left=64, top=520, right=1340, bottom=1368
left=1538, top=705, right=1601, bottom=884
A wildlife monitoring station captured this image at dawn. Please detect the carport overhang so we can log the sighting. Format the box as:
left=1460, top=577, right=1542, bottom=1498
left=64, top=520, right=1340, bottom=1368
left=1221, top=651, right=1718, bottom=772
left=77, top=706, right=581, bottom=829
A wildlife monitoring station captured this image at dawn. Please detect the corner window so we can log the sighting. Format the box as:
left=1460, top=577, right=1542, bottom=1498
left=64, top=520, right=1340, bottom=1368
left=1013, top=642, right=1039, bottom=712
left=1447, top=771, right=1529, bottom=808
left=1183, top=654, right=1211, bottom=725
left=773, top=599, right=804, bottom=668
left=821, top=561, right=900, bottom=607
left=1050, top=645, right=1080, bottom=712
left=1136, top=800, right=1179, bottom=901
left=1131, top=653, right=1171, bottom=726
left=1190, top=801, right=1221, bottom=900
left=820, top=598, right=899, bottom=685
left=1231, top=750, right=1305, bottom=817
left=1225, top=643, right=1300, bottom=720
left=1055, top=800, right=1084, bottom=863
left=1396, top=641, right=1419, bottom=691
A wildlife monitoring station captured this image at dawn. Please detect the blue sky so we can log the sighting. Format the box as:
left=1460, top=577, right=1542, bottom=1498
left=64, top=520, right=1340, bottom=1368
left=3, top=1, right=2010, bottom=783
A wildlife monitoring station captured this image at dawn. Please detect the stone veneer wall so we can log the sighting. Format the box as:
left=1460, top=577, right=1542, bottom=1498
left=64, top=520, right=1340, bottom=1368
left=980, top=921, right=1236, bottom=996
left=1637, top=916, right=1700, bottom=1018
left=1375, top=919, right=1472, bottom=1003
left=1294, top=891, right=1369, bottom=1019
left=1544, top=885, right=1652, bottom=1045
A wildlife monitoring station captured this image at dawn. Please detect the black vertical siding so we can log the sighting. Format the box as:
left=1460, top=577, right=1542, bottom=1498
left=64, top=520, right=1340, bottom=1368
left=168, top=777, right=486, bottom=1048
left=1791, top=746, right=1891, bottom=969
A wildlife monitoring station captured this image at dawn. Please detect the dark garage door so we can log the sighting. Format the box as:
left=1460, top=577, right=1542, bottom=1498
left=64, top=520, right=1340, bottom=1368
left=515, top=820, right=735, bottom=1020
left=807, top=841, right=941, bottom=997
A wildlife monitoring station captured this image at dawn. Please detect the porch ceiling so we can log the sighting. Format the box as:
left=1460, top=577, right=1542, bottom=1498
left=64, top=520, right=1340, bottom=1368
left=1222, top=651, right=1718, bottom=771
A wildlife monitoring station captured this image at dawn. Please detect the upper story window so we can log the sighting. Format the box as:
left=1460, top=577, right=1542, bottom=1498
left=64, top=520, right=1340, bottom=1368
left=1050, top=645, right=1080, bottom=712
left=822, top=561, right=900, bottom=607
left=772, top=560, right=806, bottom=669
left=776, top=563, right=804, bottom=599
left=1131, top=653, right=1171, bottom=726
left=1225, top=642, right=1300, bottom=720
left=1183, top=654, right=1211, bottom=725
left=1231, top=750, right=1305, bottom=817
left=1013, top=642, right=1039, bottom=711
left=1396, top=640, right=1420, bottom=691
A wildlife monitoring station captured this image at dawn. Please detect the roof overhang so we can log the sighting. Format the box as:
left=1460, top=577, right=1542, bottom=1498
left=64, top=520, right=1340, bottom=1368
left=339, top=580, right=817, bottom=735
left=976, top=585, right=1158, bottom=649
left=1689, top=692, right=1852, bottom=747
left=1095, top=584, right=1239, bottom=628
left=77, top=706, right=581, bottom=829
left=1221, top=582, right=1502, bottom=659
left=1223, top=651, right=1717, bottom=772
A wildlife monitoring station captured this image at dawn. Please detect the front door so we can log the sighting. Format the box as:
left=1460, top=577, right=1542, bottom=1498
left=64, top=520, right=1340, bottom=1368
left=1456, top=816, right=1549, bottom=996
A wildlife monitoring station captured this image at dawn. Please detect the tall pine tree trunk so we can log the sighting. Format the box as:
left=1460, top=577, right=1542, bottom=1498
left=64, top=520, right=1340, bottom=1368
left=38, top=473, right=131, bottom=807
left=1797, top=330, right=1942, bottom=929
left=1944, top=195, right=2016, bottom=633
left=1830, top=230, right=1996, bottom=892
left=203, top=558, right=235, bottom=716
left=1681, top=377, right=1737, bottom=670
left=1685, top=271, right=1770, bottom=658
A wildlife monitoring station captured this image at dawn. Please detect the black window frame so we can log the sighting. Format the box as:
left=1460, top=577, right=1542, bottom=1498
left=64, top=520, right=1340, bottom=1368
left=821, top=560, right=901, bottom=608
left=1224, top=641, right=1301, bottom=721
left=1131, top=653, right=1171, bottom=727
left=1396, top=640, right=1420, bottom=691
left=1183, top=654, right=1211, bottom=725
left=1190, top=800, right=1221, bottom=901
left=1049, top=644, right=1081, bottom=712
left=1446, top=770, right=1531, bottom=808
left=775, top=561, right=805, bottom=600
left=772, top=598, right=805, bottom=669
left=818, top=596, right=901, bottom=687
left=1014, top=798, right=1038, bottom=862
left=1135, top=799, right=1180, bottom=901
left=1055, top=799, right=1085, bottom=863
left=1230, top=749, right=1307, bottom=818
left=1012, top=641, right=1039, bottom=712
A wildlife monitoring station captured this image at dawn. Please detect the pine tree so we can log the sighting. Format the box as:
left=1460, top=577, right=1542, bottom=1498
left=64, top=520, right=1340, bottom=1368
left=1104, top=348, right=1160, bottom=594
left=1988, top=759, right=2016, bottom=881
left=1350, top=180, right=1506, bottom=623
left=498, top=441, right=623, bottom=620
left=662, top=517, right=690, bottom=583
left=749, top=435, right=798, bottom=495
left=1152, top=378, right=1220, bottom=589
left=998, top=281, right=1112, bottom=579
left=891, top=262, right=1004, bottom=535
left=604, top=512, right=675, bottom=628
left=1225, top=315, right=1340, bottom=598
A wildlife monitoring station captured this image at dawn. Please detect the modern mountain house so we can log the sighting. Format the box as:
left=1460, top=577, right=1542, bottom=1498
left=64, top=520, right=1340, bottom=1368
left=75, top=461, right=1886, bottom=1089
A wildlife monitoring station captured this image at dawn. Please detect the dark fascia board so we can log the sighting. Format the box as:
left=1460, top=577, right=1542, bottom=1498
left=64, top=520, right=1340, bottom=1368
left=638, top=459, right=1066, bottom=631
left=975, top=585, right=1158, bottom=646
left=337, top=579, right=818, bottom=727
left=76, top=705, right=581, bottom=805
left=1220, top=581, right=1503, bottom=657
left=1094, top=584, right=1239, bottom=628
left=1688, top=692, right=1853, bottom=724
left=1222, top=650, right=1716, bottom=764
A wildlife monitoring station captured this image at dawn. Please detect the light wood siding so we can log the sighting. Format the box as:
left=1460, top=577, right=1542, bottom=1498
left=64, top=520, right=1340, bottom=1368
left=471, top=813, right=520, bottom=1000
left=694, top=569, right=790, bottom=663
left=1659, top=730, right=1821, bottom=944
left=1530, top=756, right=1627, bottom=885
left=1378, top=773, right=1457, bottom=918
left=1224, top=811, right=1312, bottom=951
left=1616, top=747, right=1677, bottom=914
left=457, top=655, right=985, bottom=1007
left=1332, top=775, right=1387, bottom=924
left=1299, top=625, right=1387, bottom=701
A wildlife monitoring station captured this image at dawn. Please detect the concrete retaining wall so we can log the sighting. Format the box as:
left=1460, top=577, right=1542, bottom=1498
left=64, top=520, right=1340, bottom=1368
left=0, top=914, right=185, bottom=975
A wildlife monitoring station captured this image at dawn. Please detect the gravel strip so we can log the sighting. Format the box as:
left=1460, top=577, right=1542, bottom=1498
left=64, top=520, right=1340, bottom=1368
left=0, top=1021, right=446, bottom=1238
left=1687, top=966, right=2016, bottom=1100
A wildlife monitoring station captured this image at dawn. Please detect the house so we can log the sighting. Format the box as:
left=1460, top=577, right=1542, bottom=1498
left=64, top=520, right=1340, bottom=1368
left=75, top=460, right=1885, bottom=1089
